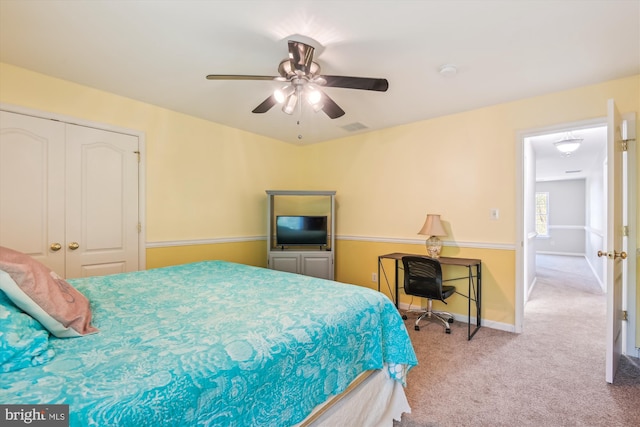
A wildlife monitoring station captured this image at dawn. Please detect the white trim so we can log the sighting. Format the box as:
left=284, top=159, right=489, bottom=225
left=146, top=235, right=516, bottom=251
left=0, top=102, right=142, bottom=137
left=547, top=225, right=587, bottom=230
left=146, top=236, right=265, bottom=248
left=1, top=102, right=147, bottom=270
left=585, top=225, right=605, bottom=237
left=527, top=276, right=537, bottom=301
left=338, top=235, right=516, bottom=251
left=519, top=117, right=608, bottom=138
left=585, top=253, right=606, bottom=292
left=622, top=113, right=637, bottom=356
left=536, top=251, right=585, bottom=257
left=397, top=302, right=515, bottom=333
left=139, top=138, right=147, bottom=269
left=515, top=126, right=525, bottom=334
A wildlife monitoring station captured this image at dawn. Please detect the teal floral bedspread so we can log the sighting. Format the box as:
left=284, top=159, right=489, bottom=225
left=0, top=261, right=417, bottom=426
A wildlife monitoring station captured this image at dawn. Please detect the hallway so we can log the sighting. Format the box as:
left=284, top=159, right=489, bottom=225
left=527, top=254, right=606, bottom=356
left=535, top=253, right=604, bottom=295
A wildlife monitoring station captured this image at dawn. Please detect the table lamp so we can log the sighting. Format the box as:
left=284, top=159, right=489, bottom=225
left=418, top=214, right=446, bottom=258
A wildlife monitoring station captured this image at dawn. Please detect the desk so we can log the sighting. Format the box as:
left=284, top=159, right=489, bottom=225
left=377, top=252, right=481, bottom=340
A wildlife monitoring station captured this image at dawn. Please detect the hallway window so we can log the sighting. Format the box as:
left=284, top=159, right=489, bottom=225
left=536, top=192, right=549, bottom=237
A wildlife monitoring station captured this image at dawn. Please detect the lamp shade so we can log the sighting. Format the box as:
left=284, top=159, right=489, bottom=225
left=418, top=214, right=446, bottom=237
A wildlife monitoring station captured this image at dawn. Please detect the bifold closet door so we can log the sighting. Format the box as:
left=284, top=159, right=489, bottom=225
left=0, top=110, right=139, bottom=278
left=0, top=111, right=66, bottom=273
left=64, top=124, right=139, bottom=278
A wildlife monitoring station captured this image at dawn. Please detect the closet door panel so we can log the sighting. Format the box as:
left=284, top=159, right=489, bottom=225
left=65, top=124, right=139, bottom=278
left=0, top=111, right=65, bottom=273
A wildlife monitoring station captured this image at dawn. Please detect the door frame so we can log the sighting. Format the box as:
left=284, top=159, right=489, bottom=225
left=515, top=115, right=637, bottom=356
left=623, top=120, right=637, bottom=357
left=1, top=102, right=147, bottom=271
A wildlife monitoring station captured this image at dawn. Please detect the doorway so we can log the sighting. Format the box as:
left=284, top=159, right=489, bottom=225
left=519, top=122, right=607, bottom=322
left=516, top=115, right=637, bottom=358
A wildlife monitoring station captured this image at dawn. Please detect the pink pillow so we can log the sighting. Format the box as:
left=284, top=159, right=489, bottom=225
left=0, top=246, right=98, bottom=338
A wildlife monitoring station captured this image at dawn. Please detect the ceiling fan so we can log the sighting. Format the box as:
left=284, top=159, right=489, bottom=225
left=206, top=40, right=389, bottom=119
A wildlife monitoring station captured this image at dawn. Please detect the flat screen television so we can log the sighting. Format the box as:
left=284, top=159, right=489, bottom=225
left=276, top=215, right=328, bottom=246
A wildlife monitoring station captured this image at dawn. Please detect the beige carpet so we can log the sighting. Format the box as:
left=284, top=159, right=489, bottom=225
left=394, top=254, right=640, bottom=427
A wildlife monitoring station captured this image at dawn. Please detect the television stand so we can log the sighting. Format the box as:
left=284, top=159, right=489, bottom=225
left=268, top=250, right=333, bottom=279
left=266, top=190, right=335, bottom=280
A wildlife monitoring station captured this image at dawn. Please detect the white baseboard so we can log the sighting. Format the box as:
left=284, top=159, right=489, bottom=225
left=536, top=251, right=584, bottom=257
left=584, top=254, right=606, bottom=292
left=397, top=302, right=516, bottom=333
left=527, top=276, right=537, bottom=300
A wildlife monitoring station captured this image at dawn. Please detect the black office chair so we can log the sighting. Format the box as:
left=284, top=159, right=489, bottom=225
left=402, top=256, right=456, bottom=333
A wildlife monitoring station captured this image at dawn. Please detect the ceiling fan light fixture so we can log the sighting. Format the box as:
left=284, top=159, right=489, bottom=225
left=282, top=92, right=298, bottom=115
left=305, top=86, right=323, bottom=105
left=274, top=85, right=293, bottom=104
left=310, top=99, right=324, bottom=112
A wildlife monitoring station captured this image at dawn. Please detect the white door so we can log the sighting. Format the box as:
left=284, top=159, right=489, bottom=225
left=65, top=124, right=139, bottom=278
left=604, top=99, right=626, bottom=384
left=0, top=111, right=66, bottom=272
left=0, top=111, right=139, bottom=278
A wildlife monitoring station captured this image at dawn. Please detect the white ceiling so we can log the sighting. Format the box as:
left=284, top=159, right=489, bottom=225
left=0, top=1, right=638, bottom=156
left=529, top=126, right=607, bottom=181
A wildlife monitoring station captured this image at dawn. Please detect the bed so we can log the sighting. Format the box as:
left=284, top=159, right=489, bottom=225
left=0, top=251, right=417, bottom=426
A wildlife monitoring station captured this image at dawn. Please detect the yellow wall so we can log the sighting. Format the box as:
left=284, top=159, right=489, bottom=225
left=0, top=62, right=299, bottom=262
left=336, top=240, right=515, bottom=325
left=299, top=76, right=639, bottom=243
left=299, top=75, right=639, bottom=332
left=1, top=62, right=638, bottom=336
left=146, top=241, right=267, bottom=270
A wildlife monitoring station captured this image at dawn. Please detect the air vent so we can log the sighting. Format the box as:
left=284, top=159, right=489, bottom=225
left=340, top=122, right=368, bottom=132
left=565, top=170, right=582, bottom=174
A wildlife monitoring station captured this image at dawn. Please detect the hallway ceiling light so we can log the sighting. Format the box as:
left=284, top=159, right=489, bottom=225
left=554, top=132, right=583, bottom=155
left=438, top=64, right=458, bottom=77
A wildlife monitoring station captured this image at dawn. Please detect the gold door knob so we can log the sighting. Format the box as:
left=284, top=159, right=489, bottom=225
left=614, top=251, right=627, bottom=260
left=68, top=242, right=80, bottom=250
left=50, top=243, right=62, bottom=252
left=597, top=250, right=627, bottom=259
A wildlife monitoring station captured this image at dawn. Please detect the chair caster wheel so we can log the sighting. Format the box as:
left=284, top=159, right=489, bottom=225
left=415, top=325, right=420, bottom=331
left=402, top=314, right=407, bottom=320
left=445, top=329, right=451, bottom=334
left=447, top=318, right=454, bottom=323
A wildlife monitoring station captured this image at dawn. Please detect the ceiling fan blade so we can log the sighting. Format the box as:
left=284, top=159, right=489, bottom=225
left=288, top=41, right=315, bottom=74
left=320, top=93, right=345, bottom=119
left=252, top=95, right=278, bottom=114
left=322, top=76, right=389, bottom=92
left=206, top=75, right=278, bottom=81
